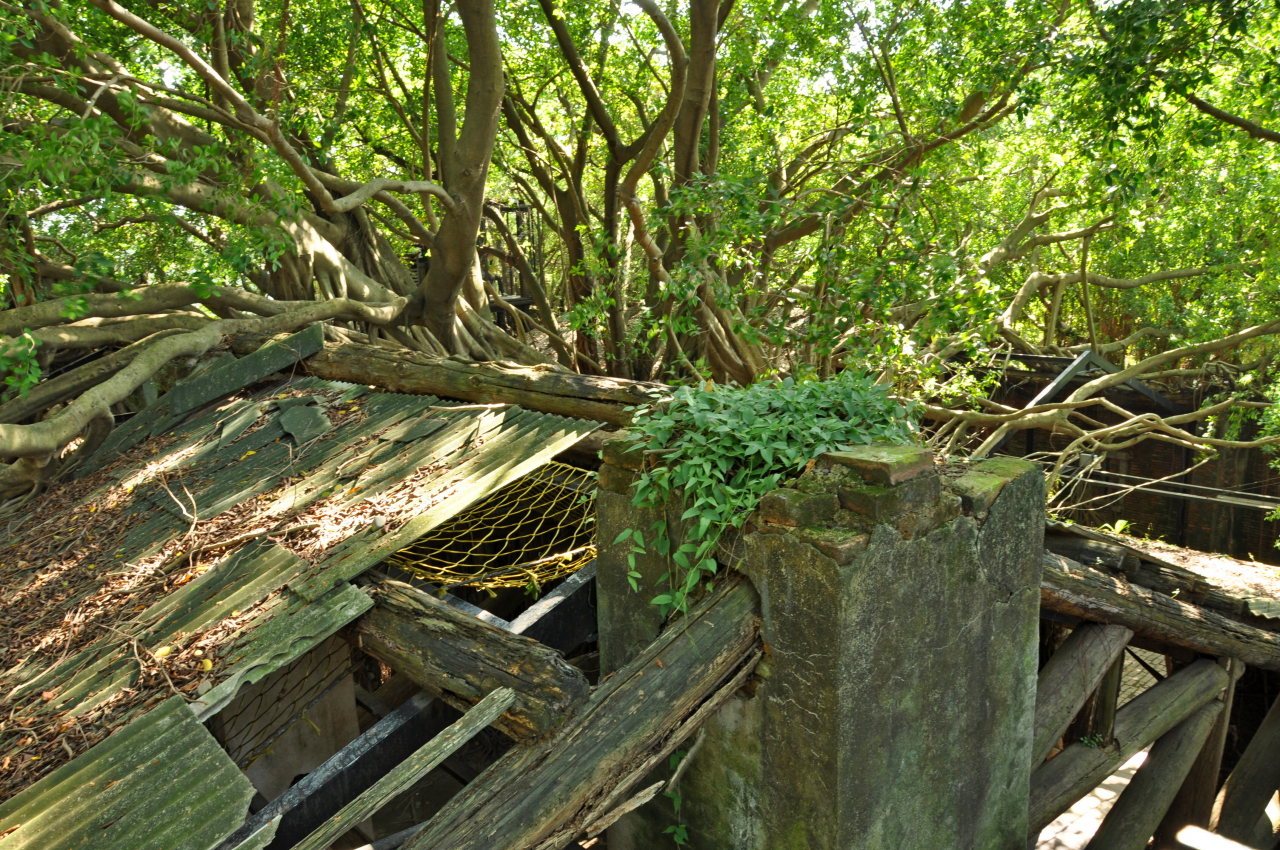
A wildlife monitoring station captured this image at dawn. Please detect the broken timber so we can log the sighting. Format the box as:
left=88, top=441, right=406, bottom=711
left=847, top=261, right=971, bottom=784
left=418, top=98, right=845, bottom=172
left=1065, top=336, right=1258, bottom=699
left=1086, top=701, right=1223, bottom=850
left=1029, top=658, right=1230, bottom=834
left=231, top=336, right=666, bottom=426
left=355, top=578, right=590, bottom=742
left=401, top=575, right=762, bottom=850
left=291, top=687, right=516, bottom=850
left=1040, top=552, right=1280, bottom=672
left=1032, top=622, right=1132, bottom=765
left=1213, top=679, right=1280, bottom=843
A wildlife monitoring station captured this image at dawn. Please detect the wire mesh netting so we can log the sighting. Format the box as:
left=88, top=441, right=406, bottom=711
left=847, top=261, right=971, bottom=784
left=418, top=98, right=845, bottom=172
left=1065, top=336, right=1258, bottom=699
left=387, top=461, right=597, bottom=594
left=213, top=636, right=352, bottom=770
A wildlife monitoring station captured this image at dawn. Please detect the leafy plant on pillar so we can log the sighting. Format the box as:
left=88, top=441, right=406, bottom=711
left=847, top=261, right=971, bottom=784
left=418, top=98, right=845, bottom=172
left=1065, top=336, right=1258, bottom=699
left=618, top=372, right=920, bottom=616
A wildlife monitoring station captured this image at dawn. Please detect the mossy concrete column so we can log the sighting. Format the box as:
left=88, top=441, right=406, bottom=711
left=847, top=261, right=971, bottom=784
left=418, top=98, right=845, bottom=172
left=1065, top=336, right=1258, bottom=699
left=596, top=433, right=666, bottom=675
left=595, top=441, right=1044, bottom=850
left=738, top=448, right=1044, bottom=850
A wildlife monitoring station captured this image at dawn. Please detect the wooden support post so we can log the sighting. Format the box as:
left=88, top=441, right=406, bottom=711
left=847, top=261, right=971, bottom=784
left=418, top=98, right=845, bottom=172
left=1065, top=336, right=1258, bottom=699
left=1089, top=655, right=1125, bottom=743
left=401, top=576, right=761, bottom=850
left=355, top=579, right=590, bottom=742
left=1041, top=553, right=1280, bottom=672
left=1152, top=658, right=1242, bottom=849
left=1033, top=623, right=1132, bottom=765
left=1214, top=685, right=1280, bottom=842
left=1029, top=658, right=1230, bottom=835
left=1084, top=701, right=1223, bottom=850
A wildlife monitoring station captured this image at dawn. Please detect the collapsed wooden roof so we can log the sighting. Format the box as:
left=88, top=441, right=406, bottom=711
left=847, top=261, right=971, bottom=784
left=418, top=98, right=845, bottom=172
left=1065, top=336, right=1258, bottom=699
left=0, top=331, right=597, bottom=849
left=1042, top=520, right=1280, bottom=671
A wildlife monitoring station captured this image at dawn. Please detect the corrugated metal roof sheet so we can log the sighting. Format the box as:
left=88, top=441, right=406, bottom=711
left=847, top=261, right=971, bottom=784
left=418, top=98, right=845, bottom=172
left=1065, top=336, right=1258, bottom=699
left=1, top=372, right=600, bottom=845
left=0, top=696, right=255, bottom=850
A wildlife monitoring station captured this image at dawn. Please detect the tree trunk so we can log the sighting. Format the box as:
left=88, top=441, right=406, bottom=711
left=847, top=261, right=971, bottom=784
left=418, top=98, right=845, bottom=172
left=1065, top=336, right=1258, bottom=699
left=414, top=0, right=504, bottom=352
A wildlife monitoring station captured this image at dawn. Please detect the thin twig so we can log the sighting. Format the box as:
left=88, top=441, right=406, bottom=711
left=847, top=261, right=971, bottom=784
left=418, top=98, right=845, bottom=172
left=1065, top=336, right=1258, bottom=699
left=97, top=623, right=183, bottom=700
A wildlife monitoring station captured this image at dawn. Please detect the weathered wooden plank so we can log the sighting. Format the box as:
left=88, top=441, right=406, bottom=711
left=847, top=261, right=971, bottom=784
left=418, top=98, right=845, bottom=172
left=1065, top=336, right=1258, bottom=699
left=1046, top=533, right=1127, bottom=569
left=1085, top=702, right=1223, bottom=850
left=1152, top=659, right=1243, bottom=849
left=1040, top=552, right=1280, bottom=672
left=291, top=687, right=517, bottom=850
left=1029, top=659, right=1230, bottom=834
left=356, top=579, right=590, bottom=742
left=1214, top=686, right=1280, bottom=842
left=226, top=816, right=280, bottom=850
left=402, top=576, right=762, bottom=850
left=168, top=324, right=323, bottom=416
left=232, top=336, right=665, bottom=425
left=1033, top=623, right=1133, bottom=765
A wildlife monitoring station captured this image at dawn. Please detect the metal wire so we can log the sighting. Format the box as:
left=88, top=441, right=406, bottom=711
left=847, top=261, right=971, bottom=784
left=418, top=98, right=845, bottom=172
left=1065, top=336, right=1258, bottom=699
left=213, top=636, right=352, bottom=770
left=387, top=461, right=597, bottom=594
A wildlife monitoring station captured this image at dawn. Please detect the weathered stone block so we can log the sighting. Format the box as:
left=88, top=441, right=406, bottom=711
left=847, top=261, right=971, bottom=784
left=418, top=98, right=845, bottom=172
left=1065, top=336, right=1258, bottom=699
left=949, top=469, right=1008, bottom=515
left=823, top=444, right=934, bottom=486
left=729, top=468, right=1042, bottom=850
left=602, top=431, right=646, bottom=470
left=602, top=440, right=1045, bottom=850
left=973, top=456, right=1039, bottom=484
left=794, top=461, right=857, bottom=495
left=891, top=490, right=963, bottom=540
left=757, top=489, right=839, bottom=528
left=837, top=472, right=940, bottom=522
left=598, top=462, right=640, bottom=495
left=790, top=527, right=870, bottom=564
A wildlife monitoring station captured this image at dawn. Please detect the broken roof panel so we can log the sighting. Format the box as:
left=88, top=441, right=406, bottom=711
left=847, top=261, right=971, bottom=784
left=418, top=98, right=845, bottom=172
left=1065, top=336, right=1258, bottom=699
left=2, top=369, right=600, bottom=829
left=0, top=696, right=256, bottom=850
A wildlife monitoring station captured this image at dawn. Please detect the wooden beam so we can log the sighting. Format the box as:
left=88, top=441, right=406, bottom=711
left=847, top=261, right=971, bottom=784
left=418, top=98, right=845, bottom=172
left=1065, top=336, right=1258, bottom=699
left=233, top=336, right=666, bottom=425
left=292, top=687, right=517, bottom=850
left=1034, top=623, right=1133, bottom=765
left=1214, top=687, right=1280, bottom=842
left=170, top=324, right=324, bottom=415
left=1086, top=701, right=1223, bottom=850
left=356, top=579, right=590, bottom=743
left=1029, top=658, right=1230, bottom=834
left=401, top=576, right=762, bottom=850
left=1040, top=553, right=1280, bottom=672
left=1152, top=659, right=1243, bottom=849
left=1045, top=533, right=1127, bottom=570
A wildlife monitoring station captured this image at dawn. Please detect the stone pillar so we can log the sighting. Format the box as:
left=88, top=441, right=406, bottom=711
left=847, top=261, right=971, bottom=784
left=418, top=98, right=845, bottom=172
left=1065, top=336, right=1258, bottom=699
left=596, top=440, right=1045, bottom=850
left=594, top=434, right=666, bottom=675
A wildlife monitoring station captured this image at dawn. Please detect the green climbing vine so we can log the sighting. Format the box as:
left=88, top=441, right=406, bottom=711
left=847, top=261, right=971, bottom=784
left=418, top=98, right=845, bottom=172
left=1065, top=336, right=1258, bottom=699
left=617, top=373, right=920, bottom=615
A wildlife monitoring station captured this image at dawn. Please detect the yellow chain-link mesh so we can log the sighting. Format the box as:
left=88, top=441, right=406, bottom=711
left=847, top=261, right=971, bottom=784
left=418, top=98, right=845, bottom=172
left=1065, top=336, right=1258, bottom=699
left=388, top=461, right=596, bottom=593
